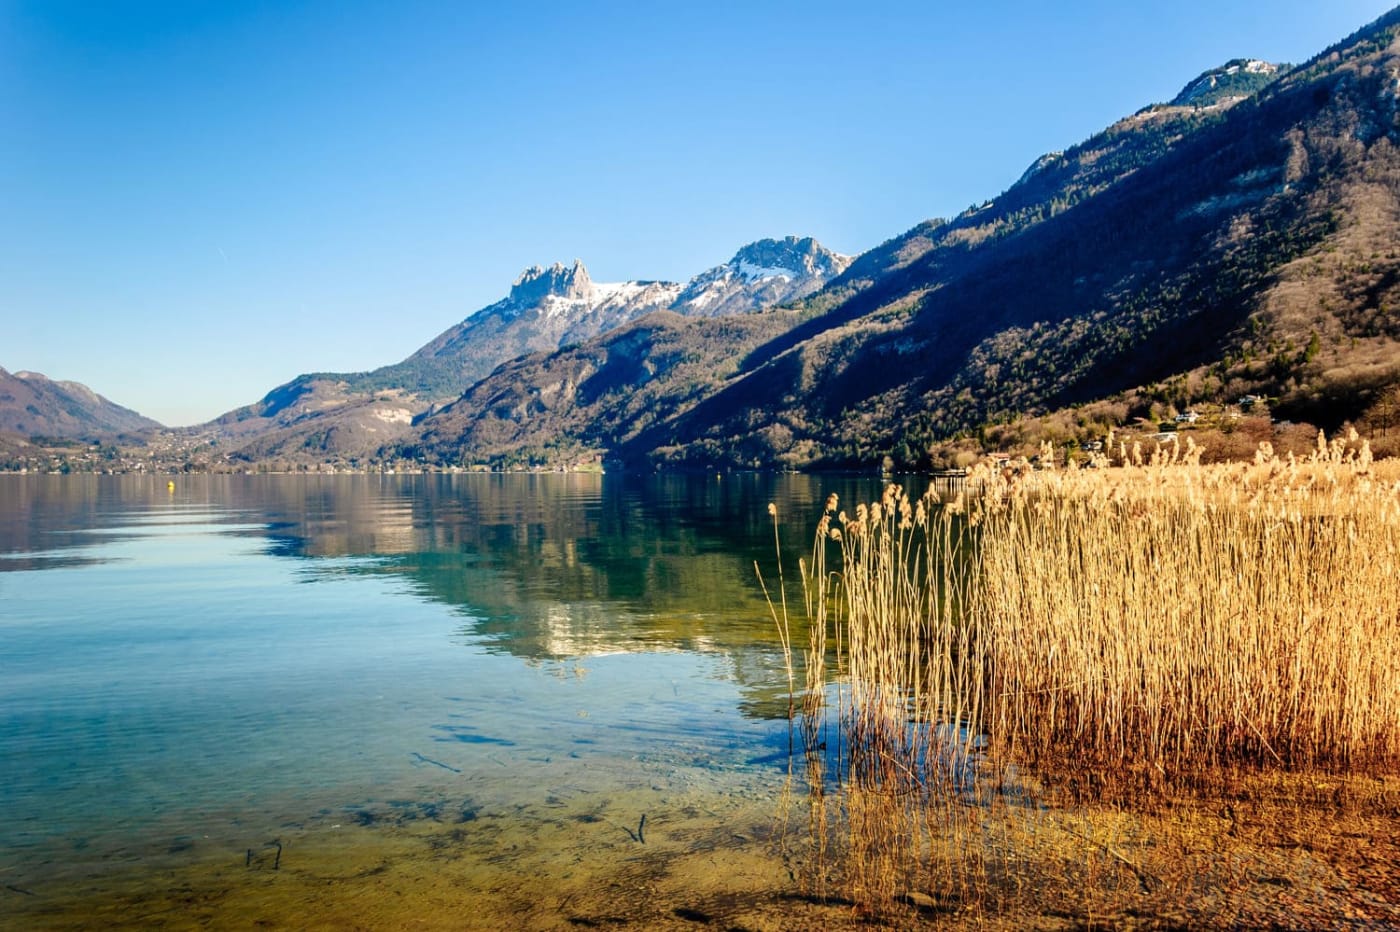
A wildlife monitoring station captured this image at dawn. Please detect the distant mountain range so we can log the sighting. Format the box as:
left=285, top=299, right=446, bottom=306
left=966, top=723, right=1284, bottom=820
left=210, top=235, right=849, bottom=463
left=10, top=8, right=1400, bottom=472
left=0, top=367, right=161, bottom=439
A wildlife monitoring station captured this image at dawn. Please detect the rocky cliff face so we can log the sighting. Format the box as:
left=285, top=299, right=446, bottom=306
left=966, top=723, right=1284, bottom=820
left=506, top=260, right=595, bottom=306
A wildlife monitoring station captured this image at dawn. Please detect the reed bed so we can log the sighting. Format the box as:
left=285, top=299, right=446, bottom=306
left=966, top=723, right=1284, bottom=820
left=780, top=432, right=1400, bottom=917
left=978, top=432, right=1400, bottom=782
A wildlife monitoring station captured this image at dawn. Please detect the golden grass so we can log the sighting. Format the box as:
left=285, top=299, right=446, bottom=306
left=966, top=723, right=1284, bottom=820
left=780, top=433, right=1400, bottom=919
left=980, top=432, right=1400, bottom=782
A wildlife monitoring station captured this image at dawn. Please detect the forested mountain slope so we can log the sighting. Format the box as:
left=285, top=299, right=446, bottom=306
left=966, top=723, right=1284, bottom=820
left=405, top=10, right=1400, bottom=470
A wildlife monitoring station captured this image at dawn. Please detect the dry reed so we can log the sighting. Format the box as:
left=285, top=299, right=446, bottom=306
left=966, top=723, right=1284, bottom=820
left=783, top=432, right=1400, bottom=917
left=976, top=431, right=1400, bottom=784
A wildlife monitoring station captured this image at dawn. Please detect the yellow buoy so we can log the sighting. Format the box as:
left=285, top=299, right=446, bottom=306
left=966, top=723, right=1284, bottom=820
left=167, top=480, right=175, bottom=492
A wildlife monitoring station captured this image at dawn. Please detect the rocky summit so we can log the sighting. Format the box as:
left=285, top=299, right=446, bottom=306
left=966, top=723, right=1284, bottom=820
left=674, top=236, right=852, bottom=318
left=506, top=260, right=595, bottom=307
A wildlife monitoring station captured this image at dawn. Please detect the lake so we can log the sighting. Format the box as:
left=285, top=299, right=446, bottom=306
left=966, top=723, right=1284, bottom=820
left=0, top=472, right=894, bottom=930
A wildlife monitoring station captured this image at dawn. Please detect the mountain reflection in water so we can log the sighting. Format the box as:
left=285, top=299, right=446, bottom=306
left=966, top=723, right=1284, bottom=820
left=0, top=472, right=907, bottom=717
left=6, top=472, right=912, bottom=921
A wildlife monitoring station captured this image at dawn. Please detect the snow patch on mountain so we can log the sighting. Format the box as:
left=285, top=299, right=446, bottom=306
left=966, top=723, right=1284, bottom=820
left=593, top=279, right=683, bottom=310
left=737, top=260, right=796, bottom=283
left=683, top=282, right=727, bottom=310
left=540, top=294, right=591, bottom=320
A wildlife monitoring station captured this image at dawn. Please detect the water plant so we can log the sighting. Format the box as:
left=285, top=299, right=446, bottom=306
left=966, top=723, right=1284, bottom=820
left=781, top=432, right=1400, bottom=920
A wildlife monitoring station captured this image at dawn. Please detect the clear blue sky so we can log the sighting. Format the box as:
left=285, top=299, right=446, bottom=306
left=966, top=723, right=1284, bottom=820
left=3, top=0, right=1395, bottom=426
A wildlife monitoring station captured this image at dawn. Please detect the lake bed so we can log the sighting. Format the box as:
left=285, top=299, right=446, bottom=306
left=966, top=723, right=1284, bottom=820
left=0, top=473, right=874, bottom=929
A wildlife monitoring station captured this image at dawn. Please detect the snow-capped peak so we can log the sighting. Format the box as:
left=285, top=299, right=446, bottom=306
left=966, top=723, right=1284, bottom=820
left=670, top=236, right=852, bottom=317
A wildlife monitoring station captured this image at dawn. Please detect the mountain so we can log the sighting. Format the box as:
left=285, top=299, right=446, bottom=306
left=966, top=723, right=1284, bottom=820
left=672, top=237, right=851, bottom=318
left=355, top=234, right=849, bottom=399
left=1171, top=59, right=1283, bottom=107
left=404, top=310, right=807, bottom=469
left=366, top=259, right=682, bottom=400
left=0, top=367, right=162, bottom=438
left=398, top=8, right=1400, bottom=470
left=212, top=237, right=849, bottom=464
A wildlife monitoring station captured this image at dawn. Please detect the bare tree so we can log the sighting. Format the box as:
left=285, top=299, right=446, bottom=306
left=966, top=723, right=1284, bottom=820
left=1371, top=384, right=1400, bottom=437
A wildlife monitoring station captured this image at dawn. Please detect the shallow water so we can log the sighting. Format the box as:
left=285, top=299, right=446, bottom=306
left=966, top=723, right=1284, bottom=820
left=11, top=473, right=1396, bottom=930
left=0, top=472, right=899, bottom=929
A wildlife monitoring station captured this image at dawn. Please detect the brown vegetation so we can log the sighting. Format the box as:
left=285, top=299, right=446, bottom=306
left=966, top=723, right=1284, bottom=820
left=780, top=436, right=1400, bottom=923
